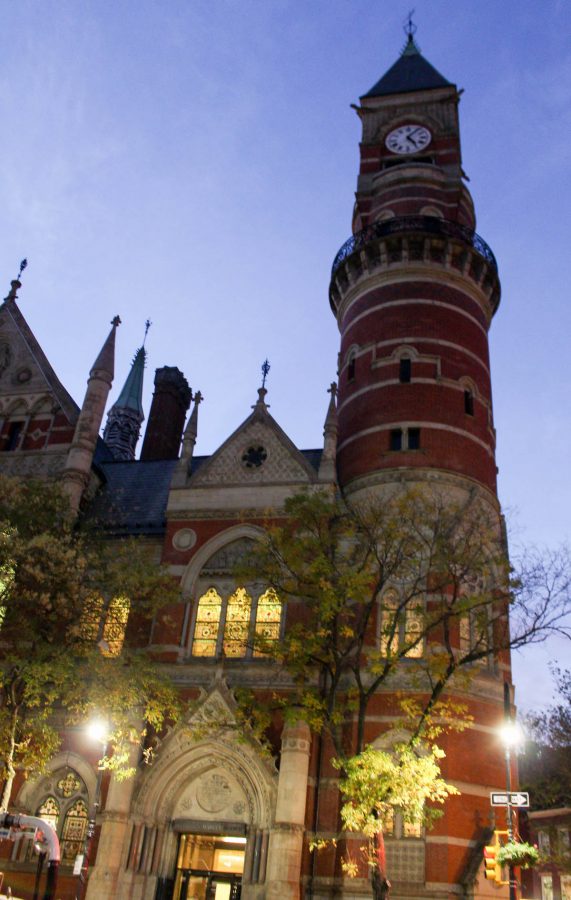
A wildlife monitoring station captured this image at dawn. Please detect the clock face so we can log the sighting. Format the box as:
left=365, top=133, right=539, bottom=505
left=385, top=124, right=432, bottom=155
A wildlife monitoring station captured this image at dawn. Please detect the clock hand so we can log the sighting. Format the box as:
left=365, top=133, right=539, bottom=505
left=407, top=135, right=418, bottom=148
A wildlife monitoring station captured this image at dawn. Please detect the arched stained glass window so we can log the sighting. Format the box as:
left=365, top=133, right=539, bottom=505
left=61, top=798, right=88, bottom=863
left=36, top=796, right=59, bottom=832
left=254, top=588, right=282, bottom=656
left=223, top=588, right=252, bottom=657
left=379, top=590, right=423, bottom=659
left=103, top=596, right=130, bottom=656
left=193, top=588, right=223, bottom=657
left=379, top=590, right=400, bottom=657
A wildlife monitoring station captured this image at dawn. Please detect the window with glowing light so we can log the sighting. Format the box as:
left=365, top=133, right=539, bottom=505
left=191, top=585, right=282, bottom=659
left=80, top=595, right=130, bottom=656
left=190, top=539, right=283, bottom=659
left=29, top=767, right=89, bottom=867
left=379, top=589, right=423, bottom=659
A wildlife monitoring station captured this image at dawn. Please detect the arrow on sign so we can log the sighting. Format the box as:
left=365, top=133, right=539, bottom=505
left=490, top=791, right=530, bottom=808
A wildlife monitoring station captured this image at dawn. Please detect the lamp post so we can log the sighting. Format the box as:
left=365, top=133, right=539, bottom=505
left=75, top=719, right=109, bottom=900
left=501, top=681, right=521, bottom=900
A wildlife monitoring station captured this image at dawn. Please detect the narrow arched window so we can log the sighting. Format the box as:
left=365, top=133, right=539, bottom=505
left=254, top=588, right=282, bottom=656
left=379, top=590, right=423, bottom=659
left=223, top=587, right=252, bottom=657
left=192, top=588, right=223, bottom=657
left=464, top=390, right=474, bottom=416
left=399, top=358, right=411, bottom=383
left=347, top=353, right=356, bottom=381
left=36, top=796, right=60, bottom=832
left=61, top=798, right=88, bottom=864
left=102, top=596, right=130, bottom=656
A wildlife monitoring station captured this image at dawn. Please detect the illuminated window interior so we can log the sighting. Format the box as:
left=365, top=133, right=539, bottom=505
left=223, top=588, right=252, bottom=657
left=192, top=586, right=282, bottom=659
left=32, top=768, right=88, bottom=867
left=102, top=595, right=130, bottom=656
left=254, top=587, right=282, bottom=655
left=379, top=590, right=423, bottom=658
left=193, top=588, right=223, bottom=657
left=174, top=833, right=246, bottom=900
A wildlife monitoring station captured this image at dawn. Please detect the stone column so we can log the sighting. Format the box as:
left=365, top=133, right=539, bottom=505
left=265, top=721, right=311, bottom=900
left=86, top=744, right=139, bottom=900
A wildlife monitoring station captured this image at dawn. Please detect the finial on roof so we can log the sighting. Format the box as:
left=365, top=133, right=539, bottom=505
left=401, top=9, right=421, bottom=55
left=111, top=315, right=121, bottom=328
left=143, top=318, right=152, bottom=346
left=4, top=259, right=28, bottom=303
left=261, top=358, right=270, bottom=389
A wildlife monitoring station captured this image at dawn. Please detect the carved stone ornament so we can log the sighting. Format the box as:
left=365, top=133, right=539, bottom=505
left=172, top=528, right=198, bottom=551
left=0, top=341, right=11, bottom=378
left=196, top=773, right=233, bottom=813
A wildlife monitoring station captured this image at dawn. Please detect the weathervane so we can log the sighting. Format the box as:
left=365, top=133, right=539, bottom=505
left=143, top=319, right=152, bottom=346
left=17, top=259, right=28, bottom=280
left=261, top=359, right=270, bottom=389
left=404, top=9, right=417, bottom=38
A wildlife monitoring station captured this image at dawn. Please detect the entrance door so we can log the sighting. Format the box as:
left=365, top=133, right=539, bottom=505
left=173, top=834, right=246, bottom=900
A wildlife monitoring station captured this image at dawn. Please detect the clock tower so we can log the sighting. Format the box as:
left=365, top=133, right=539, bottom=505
left=331, top=29, right=501, bottom=505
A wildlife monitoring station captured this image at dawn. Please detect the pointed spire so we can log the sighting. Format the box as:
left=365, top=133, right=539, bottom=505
left=318, top=382, right=338, bottom=483
left=62, top=317, right=120, bottom=517
left=172, top=389, right=202, bottom=486
left=361, top=17, right=451, bottom=99
left=3, top=260, right=28, bottom=304
left=182, top=390, right=202, bottom=468
left=103, top=339, right=147, bottom=461
left=91, top=315, right=121, bottom=382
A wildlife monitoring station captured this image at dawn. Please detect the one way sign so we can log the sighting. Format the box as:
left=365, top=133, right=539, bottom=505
left=490, top=791, right=530, bottom=808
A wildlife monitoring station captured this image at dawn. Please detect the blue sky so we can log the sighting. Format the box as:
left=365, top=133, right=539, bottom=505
left=1, top=0, right=570, bottom=712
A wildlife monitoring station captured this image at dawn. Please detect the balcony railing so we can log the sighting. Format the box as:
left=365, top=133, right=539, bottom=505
left=331, top=215, right=497, bottom=278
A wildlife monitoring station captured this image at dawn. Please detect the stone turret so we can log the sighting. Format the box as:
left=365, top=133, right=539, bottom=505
left=171, top=389, right=202, bottom=487
left=318, top=382, right=338, bottom=483
left=62, top=316, right=120, bottom=516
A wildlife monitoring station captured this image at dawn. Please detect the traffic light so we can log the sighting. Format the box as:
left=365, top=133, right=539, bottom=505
left=484, top=843, right=500, bottom=882
left=483, top=830, right=509, bottom=884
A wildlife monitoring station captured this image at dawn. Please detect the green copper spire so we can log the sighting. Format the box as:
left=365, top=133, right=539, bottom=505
left=103, top=337, right=147, bottom=460
left=112, top=346, right=146, bottom=415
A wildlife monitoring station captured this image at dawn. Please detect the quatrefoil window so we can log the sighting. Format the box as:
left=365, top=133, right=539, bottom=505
left=241, top=445, right=267, bottom=469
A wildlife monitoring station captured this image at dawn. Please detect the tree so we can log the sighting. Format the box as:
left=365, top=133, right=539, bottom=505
left=521, top=664, right=571, bottom=812
left=236, top=487, right=571, bottom=890
left=0, top=475, right=181, bottom=810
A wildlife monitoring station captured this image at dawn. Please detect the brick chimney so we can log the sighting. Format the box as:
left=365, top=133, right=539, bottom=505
left=140, top=367, right=192, bottom=461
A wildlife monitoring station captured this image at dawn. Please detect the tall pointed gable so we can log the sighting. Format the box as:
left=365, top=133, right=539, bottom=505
left=0, top=280, right=79, bottom=426
left=362, top=33, right=452, bottom=98
left=190, top=388, right=317, bottom=487
left=167, top=387, right=321, bottom=517
left=0, top=276, right=81, bottom=472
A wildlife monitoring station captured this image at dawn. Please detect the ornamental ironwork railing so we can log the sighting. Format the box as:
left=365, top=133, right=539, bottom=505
left=331, top=215, right=497, bottom=278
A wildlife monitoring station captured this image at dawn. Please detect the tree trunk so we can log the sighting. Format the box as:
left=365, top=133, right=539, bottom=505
left=371, top=828, right=391, bottom=900
left=0, top=706, right=19, bottom=811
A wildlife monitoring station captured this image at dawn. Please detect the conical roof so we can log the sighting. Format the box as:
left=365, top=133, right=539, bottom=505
left=91, top=315, right=120, bottom=381
left=362, top=35, right=451, bottom=99
left=111, top=346, right=146, bottom=416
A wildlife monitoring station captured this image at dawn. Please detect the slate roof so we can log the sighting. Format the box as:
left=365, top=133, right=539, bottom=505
left=362, top=35, right=451, bottom=98
left=89, top=448, right=324, bottom=535
left=89, top=458, right=177, bottom=534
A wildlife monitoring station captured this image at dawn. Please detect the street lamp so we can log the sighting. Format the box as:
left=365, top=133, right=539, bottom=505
left=501, top=682, right=523, bottom=900
left=75, top=719, right=109, bottom=900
